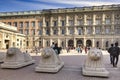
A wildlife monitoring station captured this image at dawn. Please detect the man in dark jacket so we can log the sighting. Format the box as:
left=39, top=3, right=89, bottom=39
left=108, top=44, right=114, bottom=64
left=112, top=42, right=120, bottom=67
left=53, top=43, right=62, bottom=55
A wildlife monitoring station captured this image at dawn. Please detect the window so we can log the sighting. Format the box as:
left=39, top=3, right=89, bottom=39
left=87, top=19, right=92, bottom=25
left=61, top=29, right=65, bottom=34
left=13, top=22, right=17, bottom=27
left=38, top=30, right=42, bottom=35
left=8, top=22, right=11, bottom=25
left=61, top=20, right=65, bottom=26
left=25, top=29, right=29, bottom=35
left=105, top=27, right=111, bottom=34
left=78, top=28, right=82, bottom=35
left=95, top=27, right=101, bottom=34
left=77, top=20, right=83, bottom=25
left=46, top=29, right=50, bottom=35
left=32, top=29, right=35, bottom=35
left=69, top=28, right=74, bottom=34
left=105, top=19, right=111, bottom=24
left=115, top=18, right=120, bottom=24
left=46, top=21, right=49, bottom=27
left=53, top=21, right=57, bottom=27
left=115, top=26, right=120, bottom=34
left=96, top=41, right=99, bottom=48
left=86, top=27, right=92, bottom=34
left=32, top=21, right=35, bottom=27
left=38, top=21, right=42, bottom=27
left=25, top=22, right=29, bottom=28
left=53, top=29, right=57, bottom=35
left=19, top=22, right=23, bottom=28
left=69, top=20, right=74, bottom=26
left=96, top=19, right=101, bottom=25
left=19, top=29, right=23, bottom=34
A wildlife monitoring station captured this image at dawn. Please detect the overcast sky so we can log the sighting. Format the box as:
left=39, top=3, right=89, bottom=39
left=0, top=0, right=120, bottom=12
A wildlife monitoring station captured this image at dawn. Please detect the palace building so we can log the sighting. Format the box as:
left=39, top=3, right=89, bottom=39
left=0, top=4, right=120, bottom=49
left=0, top=22, right=26, bottom=49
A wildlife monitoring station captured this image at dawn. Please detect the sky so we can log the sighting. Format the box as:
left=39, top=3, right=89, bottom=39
left=0, top=0, right=120, bottom=12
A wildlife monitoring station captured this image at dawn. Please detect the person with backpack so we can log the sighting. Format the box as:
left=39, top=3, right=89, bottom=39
left=108, top=44, right=114, bottom=64
left=112, top=42, right=120, bottom=67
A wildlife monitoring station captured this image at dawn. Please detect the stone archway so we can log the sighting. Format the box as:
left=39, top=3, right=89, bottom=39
left=86, top=40, right=92, bottom=47
left=77, top=39, right=83, bottom=47
left=68, top=39, right=74, bottom=48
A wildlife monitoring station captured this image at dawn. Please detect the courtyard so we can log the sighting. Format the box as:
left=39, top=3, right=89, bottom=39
left=0, top=50, right=120, bottom=80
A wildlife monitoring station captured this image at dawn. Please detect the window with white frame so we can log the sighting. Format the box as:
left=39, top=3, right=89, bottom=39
left=115, top=18, right=120, bottom=24
left=105, top=26, right=111, bottom=34
left=32, top=21, right=35, bottom=27
left=105, top=18, right=111, bottom=24
left=96, top=19, right=101, bottom=25
left=86, top=27, right=92, bottom=34
left=77, top=20, right=83, bottom=25
left=95, top=27, right=101, bottom=34
left=69, top=28, right=74, bottom=34
left=38, top=21, right=42, bottom=27
left=115, top=26, right=120, bottom=34
left=78, top=28, right=82, bottom=35
left=19, top=22, right=23, bottom=28
left=69, top=20, right=74, bottom=26
left=87, top=19, right=92, bottom=25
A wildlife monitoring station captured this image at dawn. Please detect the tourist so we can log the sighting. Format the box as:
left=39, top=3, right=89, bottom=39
left=112, top=42, right=120, bottom=67
left=108, top=44, right=114, bottom=64
left=53, top=43, right=62, bottom=55
left=51, top=42, right=55, bottom=48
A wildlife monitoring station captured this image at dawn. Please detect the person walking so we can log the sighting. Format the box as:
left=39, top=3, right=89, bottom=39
left=77, top=46, right=81, bottom=53
left=112, top=42, right=120, bottom=67
left=108, top=44, right=114, bottom=64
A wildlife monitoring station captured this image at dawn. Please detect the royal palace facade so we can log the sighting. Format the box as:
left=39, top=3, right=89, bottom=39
left=0, top=4, right=120, bottom=49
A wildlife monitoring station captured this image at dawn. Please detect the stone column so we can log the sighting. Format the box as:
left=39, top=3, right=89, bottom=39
left=74, top=27, right=77, bottom=35
left=84, top=26, right=87, bottom=35
left=42, top=16, right=46, bottom=27
left=50, top=39, right=53, bottom=46
left=66, top=15, right=69, bottom=26
left=58, top=27, right=60, bottom=35
left=93, top=14, right=96, bottom=35
left=58, top=16, right=61, bottom=26
left=111, top=12, right=115, bottom=34
left=66, top=27, right=69, bottom=35
left=42, top=38, right=45, bottom=47
left=65, top=38, right=68, bottom=47
left=84, top=14, right=87, bottom=25
left=102, top=13, right=105, bottom=34
left=92, top=38, right=95, bottom=48
left=58, top=38, right=60, bottom=47
left=42, top=28, right=46, bottom=36
left=50, top=16, right=53, bottom=27
left=74, top=14, right=77, bottom=26
left=50, top=28, right=53, bottom=36
left=84, top=38, right=86, bottom=47
left=74, top=38, right=76, bottom=48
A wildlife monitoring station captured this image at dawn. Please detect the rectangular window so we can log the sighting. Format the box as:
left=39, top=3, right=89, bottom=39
left=39, top=30, right=42, bottom=35
left=105, top=27, right=111, bottom=34
left=87, top=20, right=92, bottom=25
left=19, top=22, right=23, bottom=28
left=25, top=29, right=29, bottom=35
left=32, top=29, right=35, bottom=35
left=96, top=19, right=101, bottom=25
left=25, top=22, right=29, bottom=28
left=38, top=21, right=42, bottom=27
left=95, top=27, right=101, bottom=34
left=8, top=22, right=11, bottom=25
left=53, top=21, right=57, bottom=27
left=32, top=21, right=35, bottom=27
left=19, top=29, right=23, bottom=34
left=61, top=20, right=65, bottom=26
left=69, top=20, right=74, bottom=26
left=115, top=26, right=120, bottom=34
left=46, top=21, right=49, bottom=27
left=46, top=29, right=50, bottom=35
left=53, top=30, right=57, bottom=35
left=86, top=27, right=92, bottom=34
left=13, top=22, right=17, bottom=27
left=69, top=29, right=74, bottom=34
left=62, top=29, right=65, bottom=34
left=105, top=19, right=111, bottom=24
left=77, top=20, right=83, bottom=25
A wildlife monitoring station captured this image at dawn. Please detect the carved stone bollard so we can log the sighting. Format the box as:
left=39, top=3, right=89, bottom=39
left=35, top=47, right=64, bottom=73
left=1, top=47, right=35, bottom=69
left=82, top=48, right=109, bottom=77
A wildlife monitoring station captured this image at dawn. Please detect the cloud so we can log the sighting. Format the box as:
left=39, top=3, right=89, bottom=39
left=35, top=0, right=120, bottom=6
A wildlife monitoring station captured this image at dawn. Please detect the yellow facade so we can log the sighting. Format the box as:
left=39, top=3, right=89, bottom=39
left=0, top=4, right=120, bottom=49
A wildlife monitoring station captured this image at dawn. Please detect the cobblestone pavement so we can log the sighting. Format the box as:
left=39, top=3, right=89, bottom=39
left=0, top=50, right=120, bottom=80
